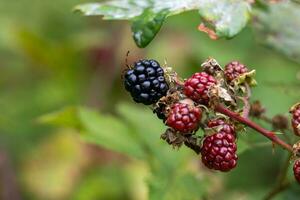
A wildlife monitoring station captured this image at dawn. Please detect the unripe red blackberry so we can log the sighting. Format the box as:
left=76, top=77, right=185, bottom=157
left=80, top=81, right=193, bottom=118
left=293, top=160, right=300, bottom=184
left=224, top=61, right=248, bottom=82
left=124, top=59, right=169, bottom=105
left=291, top=104, right=300, bottom=136
left=166, top=103, right=202, bottom=134
left=207, top=118, right=236, bottom=137
left=184, top=72, right=216, bottom=105
left=201, top=119, right=237, bottom=172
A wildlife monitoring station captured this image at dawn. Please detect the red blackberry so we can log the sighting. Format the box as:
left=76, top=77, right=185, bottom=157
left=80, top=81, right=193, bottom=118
left=224, top=61, right=249, bottom=82
left=207, top=118, right=236, bottom=137
left=207, top=118, right=226, bottom=128
left=201, top=119, right=237, bottom=172
left=166, top=103, right=202, bottom=134
left=293, top=160, right=300, bottom=184
left=184, top=72, right=216, bottom=105
left=291, top=104, right=300, bottom=136
left=124, top=59, right=169, bottom=105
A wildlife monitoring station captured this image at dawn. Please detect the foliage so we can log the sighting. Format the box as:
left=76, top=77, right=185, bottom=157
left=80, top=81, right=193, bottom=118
left=253, top=1, right=300, bottom=63
left=0, top=0, right=299, bottom=199
left=75, top=0, right=251, bottom=47
left=74, top=0, right=300, bottom=65
left=39, top=103, right=208, bottom=200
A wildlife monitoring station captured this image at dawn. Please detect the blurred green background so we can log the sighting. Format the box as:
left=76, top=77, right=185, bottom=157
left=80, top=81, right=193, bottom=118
left=0, top=0, right=300, bottom=200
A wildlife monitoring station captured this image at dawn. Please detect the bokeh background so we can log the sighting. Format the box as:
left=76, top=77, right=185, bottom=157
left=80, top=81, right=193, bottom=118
left=0, top=0, right=300, bottom=200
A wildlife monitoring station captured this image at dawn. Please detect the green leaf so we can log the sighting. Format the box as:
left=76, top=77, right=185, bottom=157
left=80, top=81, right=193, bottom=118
left=198, top=0, right=251, bottom=38
left=116, top=103, right=181, bottom=166
left=38, top=106, right=145, bottom=159
left=74, top=2, right=145, bottom=20
left=74, top=0, right=251, bottom=47
left=37, top=106, right=82, bottom=129
left=39, top=104, right=209, bottom=199
left=131, top=10, right=168, bottom=48
left=78, top=107, right=145, bottom=159
left=115, top=103, right=209, bottom=199
left=237, top=137, right=250, bottom=155
left=253, top=1, right=300, bottom=63
left=148, top=172, right=208, bottom=200
left=74, top=1, right=201, bottom=19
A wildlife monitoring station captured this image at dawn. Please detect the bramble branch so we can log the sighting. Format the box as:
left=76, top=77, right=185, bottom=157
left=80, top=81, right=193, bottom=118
left=215, top=104, right=293, bottom=152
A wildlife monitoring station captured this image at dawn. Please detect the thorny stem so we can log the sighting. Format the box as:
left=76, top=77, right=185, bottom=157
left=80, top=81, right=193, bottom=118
left=257, top=115, right=293, bottom=144
left=215, top=104, right=293, bottom=152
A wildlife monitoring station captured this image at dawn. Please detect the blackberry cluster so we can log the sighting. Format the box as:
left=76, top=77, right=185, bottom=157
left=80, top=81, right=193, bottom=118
left=294, top=160, right=300, bottom=184
left=124, top=59, right=169, bottom=105
left=166, top=103, right=202, bottom=134
left=201, top=119, right=238, bottom=172
left=224, top=61, right=248, bottom=82
left=184, top=72, right=216, bottom=105
left=291, top=104, right=300, bottom=136
left=123, top=58, right=300, bottom=178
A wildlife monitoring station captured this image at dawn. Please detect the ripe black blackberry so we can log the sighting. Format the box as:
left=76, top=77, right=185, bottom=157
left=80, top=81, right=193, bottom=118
left=124, top=59, right=169, bottom=105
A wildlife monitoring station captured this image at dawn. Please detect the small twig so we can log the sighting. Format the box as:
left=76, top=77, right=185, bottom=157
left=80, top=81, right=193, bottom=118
left=215, top=104, right=293, bottom=152
left=258, top=114, right=293, bottom=144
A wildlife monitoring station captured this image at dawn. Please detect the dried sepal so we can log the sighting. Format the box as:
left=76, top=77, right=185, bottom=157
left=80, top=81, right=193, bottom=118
left=232, top=70, right=257, bottom=88
left=292, top=141, right=300, bottom=159
left=163, top=62, right=184, bottom=86
left=289, top=102, right=300, bottom=113
left=208, top=84, right=236, bottom=107
left=204, top=125, right=224, bottom=137
left=161, top=128, right=202, bottom=154
left=201, top=57, right=223, bottom=75
left=161, top=128, right=185, bottom=149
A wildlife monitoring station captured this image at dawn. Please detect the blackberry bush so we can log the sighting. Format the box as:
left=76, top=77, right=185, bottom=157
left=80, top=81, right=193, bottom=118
left=122, top=57, right=300, bottom=195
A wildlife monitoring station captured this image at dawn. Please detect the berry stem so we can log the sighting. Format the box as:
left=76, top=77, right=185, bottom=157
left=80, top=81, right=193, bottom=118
left=215, top=104, right=293, bottom=152
left=239, top=83, right=251, bottom=119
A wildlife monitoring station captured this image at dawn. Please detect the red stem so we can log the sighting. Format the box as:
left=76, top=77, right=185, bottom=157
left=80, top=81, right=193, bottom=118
left=215, top=104, right=293, bottom=152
